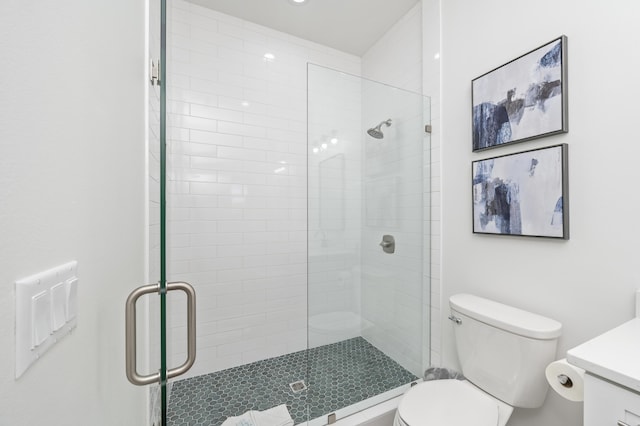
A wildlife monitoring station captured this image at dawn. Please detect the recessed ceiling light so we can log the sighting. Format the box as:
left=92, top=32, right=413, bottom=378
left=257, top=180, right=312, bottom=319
left=263, top=52, right=275, bottom=62
left=288, top=0, right=308, bottom=5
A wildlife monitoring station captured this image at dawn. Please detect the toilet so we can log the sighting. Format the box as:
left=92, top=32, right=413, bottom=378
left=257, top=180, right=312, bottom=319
left=395, top=293, right=562, bottom=426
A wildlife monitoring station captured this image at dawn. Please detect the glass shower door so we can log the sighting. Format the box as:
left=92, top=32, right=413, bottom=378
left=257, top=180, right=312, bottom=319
left=127, top=1, right=196, bottom=425
left=307, top=64, right=430, bottom=422
left=146, top=0, right=165, bottom=423
left=126, top=0, right=169, bottom=423
left=138, top=5, right=430, bottom=425
left=157, top=1, right=311, bottom=425
left=152, top=0, right=198, bottom=423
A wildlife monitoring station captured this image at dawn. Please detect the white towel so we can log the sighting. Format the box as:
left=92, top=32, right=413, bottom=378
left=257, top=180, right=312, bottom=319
left=221, top=404, right=294, bottom=426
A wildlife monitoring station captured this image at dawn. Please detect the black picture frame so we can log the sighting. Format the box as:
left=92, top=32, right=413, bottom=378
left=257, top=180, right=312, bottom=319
left=472, top=36, right=568, bottom=152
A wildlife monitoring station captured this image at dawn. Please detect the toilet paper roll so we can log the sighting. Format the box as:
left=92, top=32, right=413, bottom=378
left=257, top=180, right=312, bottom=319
left=545, top=358, right=585, bottom=402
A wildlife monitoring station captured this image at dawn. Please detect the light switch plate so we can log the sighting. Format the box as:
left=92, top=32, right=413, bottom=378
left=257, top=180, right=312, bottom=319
left=31, top=291, right=51, bottom=348
left=15, top=261, right=78, bottom=379
left=50, top=282, right=66, bottom=332
left=65, top=277, right=78, bottom=321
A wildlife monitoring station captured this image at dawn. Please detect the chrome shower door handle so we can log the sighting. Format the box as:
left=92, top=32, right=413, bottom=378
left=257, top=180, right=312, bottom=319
left=125, top=283, right=161, bottom=386
left=125, top=281, right=197, bottom=386
left=166, top=281, right=197, bottom=380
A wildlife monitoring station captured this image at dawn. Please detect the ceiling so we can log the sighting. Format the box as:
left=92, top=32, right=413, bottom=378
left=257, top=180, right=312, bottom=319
left=187, top=0, right=421, bottom=56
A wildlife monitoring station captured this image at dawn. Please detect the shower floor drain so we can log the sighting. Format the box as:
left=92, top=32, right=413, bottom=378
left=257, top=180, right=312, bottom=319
left=289, top=380, right=307, bottom=393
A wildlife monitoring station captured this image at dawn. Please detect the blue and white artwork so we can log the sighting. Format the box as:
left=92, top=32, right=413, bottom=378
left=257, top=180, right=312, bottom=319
left=472, top=36, right=567, bottom=151
left=472, top=144, right=568, bottom=239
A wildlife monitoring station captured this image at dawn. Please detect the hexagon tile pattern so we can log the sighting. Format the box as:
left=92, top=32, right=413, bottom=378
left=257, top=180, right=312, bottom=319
left=167, top=337, right=418, bottom=425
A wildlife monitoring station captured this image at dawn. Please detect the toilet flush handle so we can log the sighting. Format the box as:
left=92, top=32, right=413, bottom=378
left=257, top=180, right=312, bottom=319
left=448, top=315, right=462, bottom=325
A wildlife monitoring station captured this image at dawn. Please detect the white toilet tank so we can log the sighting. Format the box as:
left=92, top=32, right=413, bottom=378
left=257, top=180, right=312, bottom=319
left=449, top=294, right=562, bottom=409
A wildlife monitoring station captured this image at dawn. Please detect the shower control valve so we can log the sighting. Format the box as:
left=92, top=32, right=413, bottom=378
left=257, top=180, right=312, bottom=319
left=379, top=235, right=395, bottom=254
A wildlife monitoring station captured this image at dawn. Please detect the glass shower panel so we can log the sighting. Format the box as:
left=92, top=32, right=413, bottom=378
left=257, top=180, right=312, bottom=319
left=308, top=65, right=363, bottom=351
left=360, top=76, right=427, bottom=378
left=308, top=64, right=430, bottom=423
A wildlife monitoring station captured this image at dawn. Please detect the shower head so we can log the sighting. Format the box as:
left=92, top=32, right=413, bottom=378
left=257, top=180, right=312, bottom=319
left=367, top=119, right=392, bottom=139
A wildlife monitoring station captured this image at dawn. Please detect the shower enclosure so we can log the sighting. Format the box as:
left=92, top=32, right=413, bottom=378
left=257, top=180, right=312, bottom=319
left=143, top=1, right=431, bottom=424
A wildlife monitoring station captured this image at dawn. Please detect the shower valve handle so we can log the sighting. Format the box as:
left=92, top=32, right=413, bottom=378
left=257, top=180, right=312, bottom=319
left=379, top=235, right=395, bottom=254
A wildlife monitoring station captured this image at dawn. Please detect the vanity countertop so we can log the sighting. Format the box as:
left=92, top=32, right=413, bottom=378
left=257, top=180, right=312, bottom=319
left=567, top=317, right=640, bottom=392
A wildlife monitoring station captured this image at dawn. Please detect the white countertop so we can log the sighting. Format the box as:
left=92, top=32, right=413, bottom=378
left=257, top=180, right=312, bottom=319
left=567, top=317, right=640, bottom=392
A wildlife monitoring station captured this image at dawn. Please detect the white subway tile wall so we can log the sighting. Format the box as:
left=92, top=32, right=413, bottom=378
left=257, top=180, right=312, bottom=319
left=361, top=4, right=424, bottom=93
left=360, top=3, right=430, bottom=377
left=165, top=0, right=361, bottom=379
left=161, top=0, right=440, bottom=382
left=421, top=0, right=442, bottom=367
left=307, top=64, right=363, bottom=348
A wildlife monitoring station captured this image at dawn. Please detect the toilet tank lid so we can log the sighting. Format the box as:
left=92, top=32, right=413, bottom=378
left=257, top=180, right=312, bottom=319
left=450, top=294, right=562, bottom=340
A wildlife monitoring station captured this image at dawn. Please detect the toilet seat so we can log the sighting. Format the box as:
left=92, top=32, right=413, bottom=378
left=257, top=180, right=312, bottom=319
left=396, top=380, right=511, bottom=426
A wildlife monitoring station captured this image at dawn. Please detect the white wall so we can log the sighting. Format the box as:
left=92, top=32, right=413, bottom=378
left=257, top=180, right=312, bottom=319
left=165, top=0, right=361, bottom=378
left=0, top=1, right=147, bottom=425
left=440, top=1, right=640, bottom=425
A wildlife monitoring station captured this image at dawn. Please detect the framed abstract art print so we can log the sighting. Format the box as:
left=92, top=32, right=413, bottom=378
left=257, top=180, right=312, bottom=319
left=472, top=144, right=569, bottom=239
left=472, top=36, right=568, bottom=151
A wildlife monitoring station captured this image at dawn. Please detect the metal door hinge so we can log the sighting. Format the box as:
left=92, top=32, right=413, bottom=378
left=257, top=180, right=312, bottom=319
left=150, top=59, right=161, bottom=86
left=425, top=125, right=432, bottom=134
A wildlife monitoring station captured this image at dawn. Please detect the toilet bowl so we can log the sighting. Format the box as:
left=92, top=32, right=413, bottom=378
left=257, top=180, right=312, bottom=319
left=393, top=379, right=513, bottom=426
left=393, top=294, right=562, bottom=426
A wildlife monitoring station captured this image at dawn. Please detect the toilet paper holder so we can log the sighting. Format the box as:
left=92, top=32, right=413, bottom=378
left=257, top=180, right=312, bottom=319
left=557, top=374, right=573, bottom=388
left=545, top=358, right=585, bottom=402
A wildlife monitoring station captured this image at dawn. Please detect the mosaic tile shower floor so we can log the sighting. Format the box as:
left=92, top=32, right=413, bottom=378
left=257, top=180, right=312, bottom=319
left=167, top=337, right=418, bottom=426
